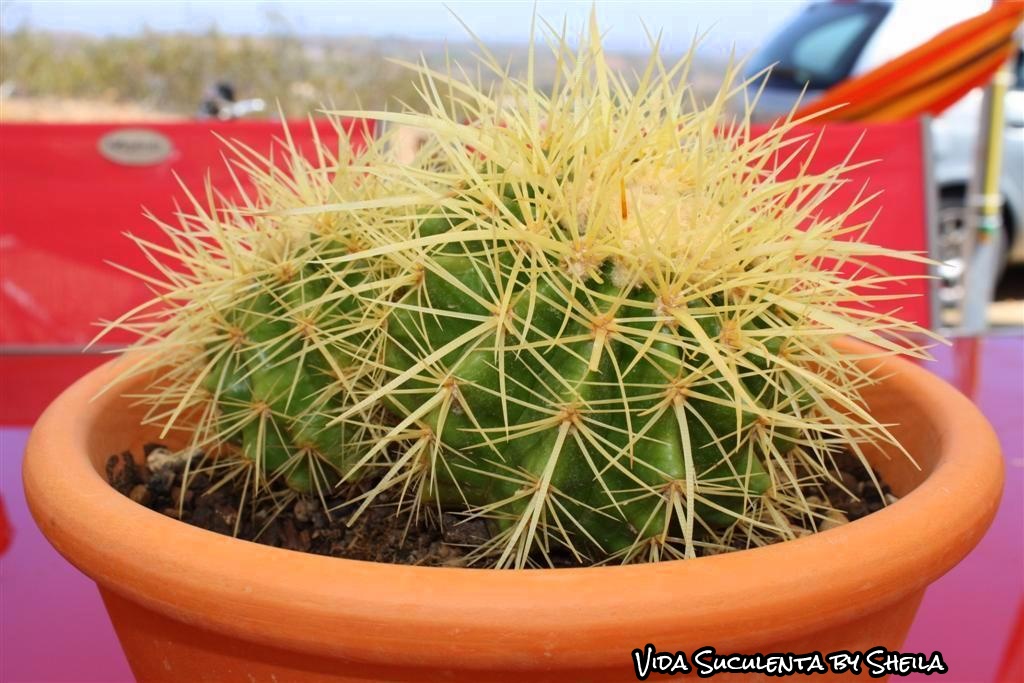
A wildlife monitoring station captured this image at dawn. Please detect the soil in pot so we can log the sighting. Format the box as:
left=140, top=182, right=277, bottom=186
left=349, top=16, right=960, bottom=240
left=105, top=443, right=895, bottom=568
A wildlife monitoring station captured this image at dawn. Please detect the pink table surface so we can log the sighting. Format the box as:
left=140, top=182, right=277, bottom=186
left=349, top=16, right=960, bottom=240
left=2, top=336, right=1022, bottom=683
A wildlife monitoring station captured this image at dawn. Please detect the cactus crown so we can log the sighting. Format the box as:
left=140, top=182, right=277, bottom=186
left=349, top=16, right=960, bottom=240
left=105, top=15, right=932, bottom=567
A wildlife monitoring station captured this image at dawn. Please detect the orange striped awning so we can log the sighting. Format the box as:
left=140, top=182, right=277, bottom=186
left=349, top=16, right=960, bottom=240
left=795, top=0, right=1023, bottom=122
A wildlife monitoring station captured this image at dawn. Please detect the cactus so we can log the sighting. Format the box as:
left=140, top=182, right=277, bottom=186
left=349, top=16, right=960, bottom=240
left=108, top=16, right=930, bottom=567
left=108, top=124, right=405, bottom=499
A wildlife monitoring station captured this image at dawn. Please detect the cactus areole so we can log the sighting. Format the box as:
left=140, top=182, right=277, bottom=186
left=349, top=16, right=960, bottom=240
left=108, top=15, right=932, bottom=568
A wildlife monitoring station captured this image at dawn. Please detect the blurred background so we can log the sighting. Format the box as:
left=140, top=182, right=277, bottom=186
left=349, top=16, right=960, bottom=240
left=0, top=1, right=793, bottom=119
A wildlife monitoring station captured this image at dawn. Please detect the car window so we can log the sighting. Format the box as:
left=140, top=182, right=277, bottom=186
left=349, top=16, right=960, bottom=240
left=746, top=2, right=891, bottom=91
left=1014, top=49, right=1023, bottom=90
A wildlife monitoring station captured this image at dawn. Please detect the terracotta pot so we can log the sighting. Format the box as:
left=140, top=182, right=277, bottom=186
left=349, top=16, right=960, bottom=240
left=23, top=339, right=1003, bottom=682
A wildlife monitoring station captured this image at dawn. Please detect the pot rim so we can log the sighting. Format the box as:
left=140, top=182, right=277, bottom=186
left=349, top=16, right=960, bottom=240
left=22, top=338, right=1004, bottom=670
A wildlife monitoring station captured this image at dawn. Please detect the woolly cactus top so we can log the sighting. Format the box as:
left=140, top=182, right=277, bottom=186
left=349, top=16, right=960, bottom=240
left=105, top=14, right=932, bottom=567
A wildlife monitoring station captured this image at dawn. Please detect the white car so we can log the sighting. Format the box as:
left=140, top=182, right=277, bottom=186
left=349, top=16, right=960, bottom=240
left=743, top=0, right=1024, bottom=300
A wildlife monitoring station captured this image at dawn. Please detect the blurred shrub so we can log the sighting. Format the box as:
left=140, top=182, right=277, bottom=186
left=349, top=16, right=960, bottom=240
left=1, top=21, right=721, bottom=119
left=0, top=23, right=436, bottom=116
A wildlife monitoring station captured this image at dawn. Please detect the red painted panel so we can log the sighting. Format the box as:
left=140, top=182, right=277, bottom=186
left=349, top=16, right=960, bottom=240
left=0, top=119, right=373, bottom=347
left=0, top=354, right=108, bottom=424
left=749, top=119, right=933, bottom=330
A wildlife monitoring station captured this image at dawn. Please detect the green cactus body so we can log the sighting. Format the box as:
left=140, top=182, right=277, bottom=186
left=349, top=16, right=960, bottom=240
left=201, top=243, right=378, bottom=492
left=377, top=203, right=786, bottom=563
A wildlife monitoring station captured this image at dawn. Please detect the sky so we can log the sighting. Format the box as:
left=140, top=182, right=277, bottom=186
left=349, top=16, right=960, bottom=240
left=2, top=1, right=810, bottom=54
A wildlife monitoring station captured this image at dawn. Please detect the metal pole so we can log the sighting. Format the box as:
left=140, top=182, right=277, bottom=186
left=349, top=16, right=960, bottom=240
left=960, top=39, right=1017, bottom=333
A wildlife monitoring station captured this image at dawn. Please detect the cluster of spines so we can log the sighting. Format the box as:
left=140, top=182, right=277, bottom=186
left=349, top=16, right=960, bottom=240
left=103, top=17, right=932, bottom=566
